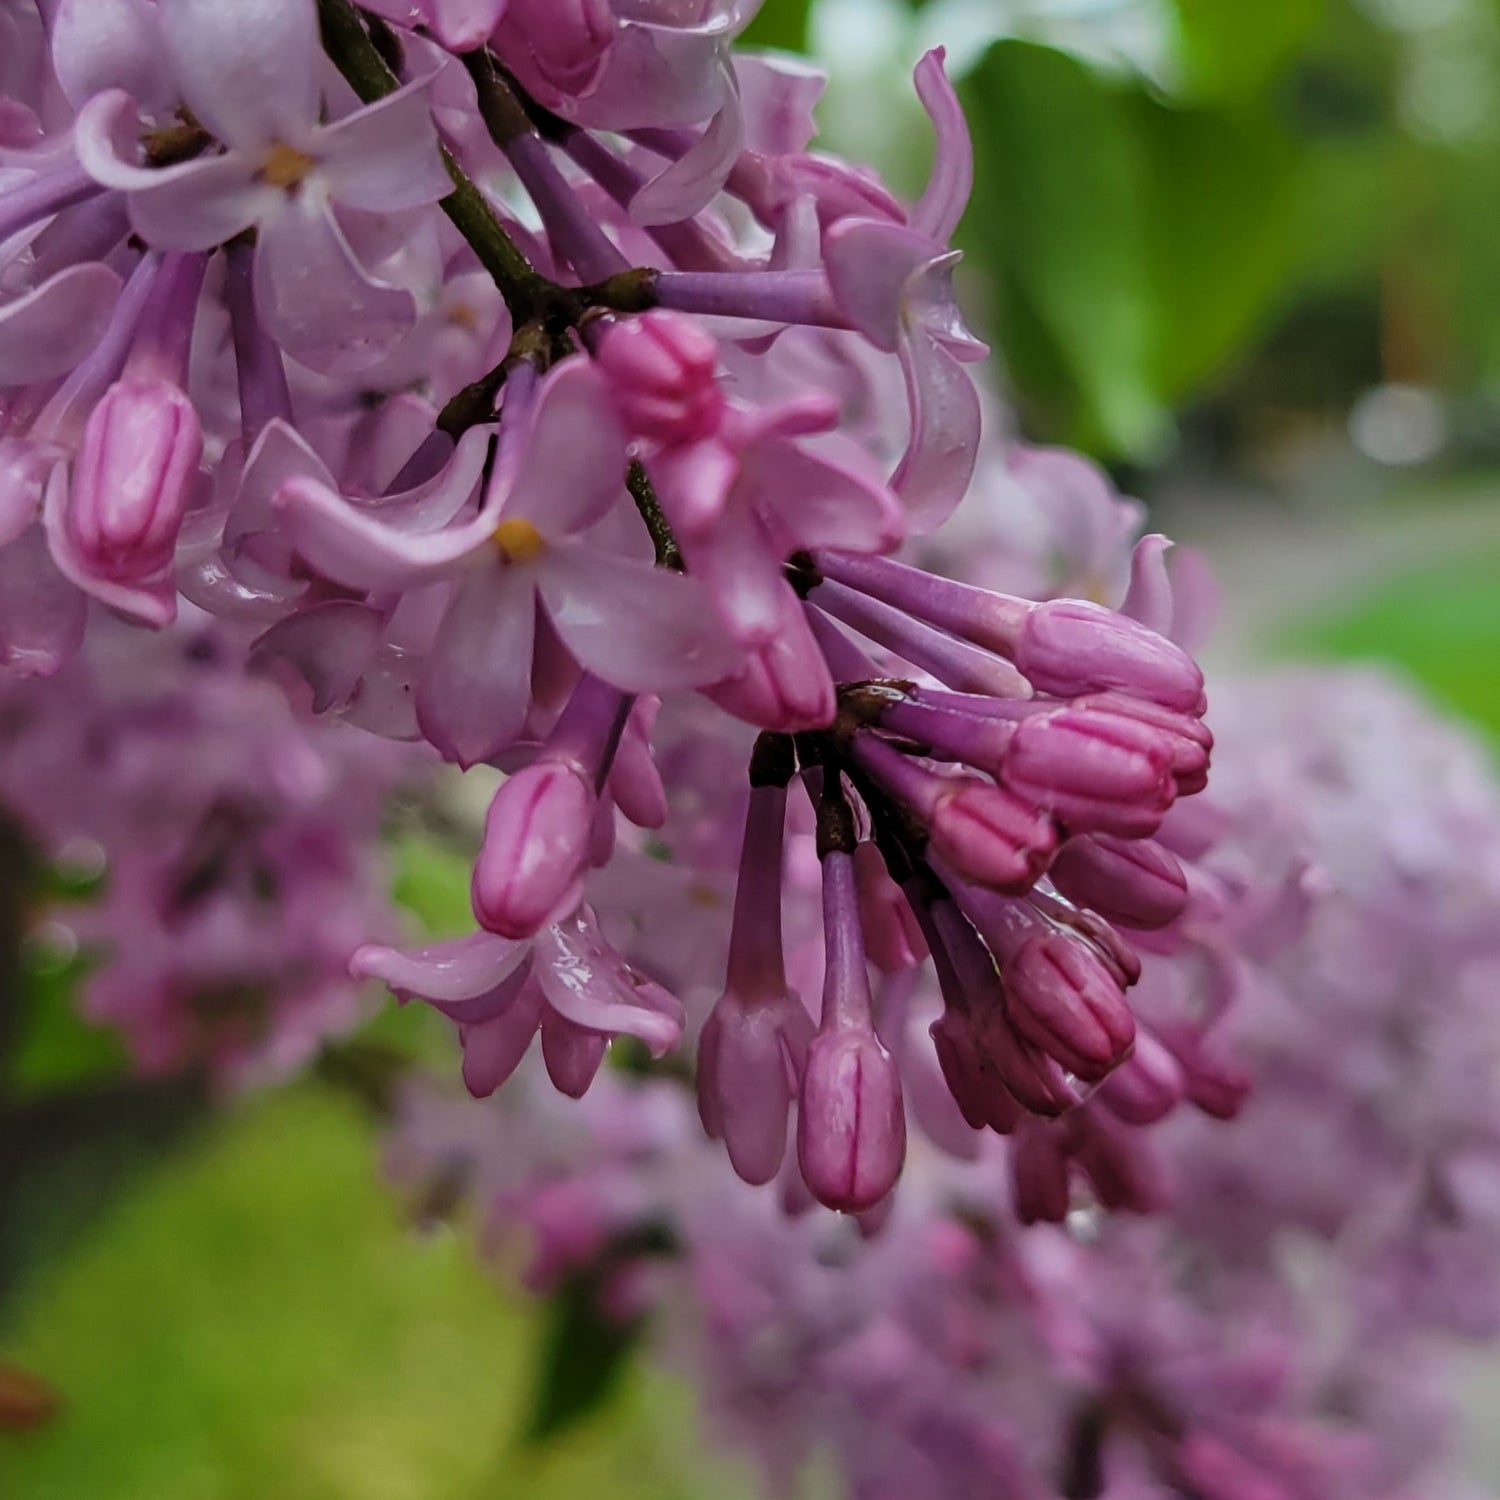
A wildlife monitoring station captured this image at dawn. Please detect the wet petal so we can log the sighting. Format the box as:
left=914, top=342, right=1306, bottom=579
left=51, top=0, right=175, bottom=114
left=318, top=77, right=451, bottom=213
left=0, top=262, right=120, bottom=385
left=249, top=599, right=385, bottom=713
left=0, top=524, right=86, bottom=677
left=417, top=565, right=535, bottom=766
left=507, top=358, right=629, bottom=537
left=743, top=434, right=905, bottom=554
left=161, top=0, right=321, bottom=151
left=823, top=217, right=931, bottom=352
left=539, top=547, right=743, bottom=691
left=891, top=324, right=981, bottom=533
left=254, top=198, right=417, bottom=374
left=630, top=71, right=743, bottom=226
left=534, top=906, right=685, bottom=1055
left=910, top=48, right=972, bottom=245
left=353, top=930, right=532, bottom=1004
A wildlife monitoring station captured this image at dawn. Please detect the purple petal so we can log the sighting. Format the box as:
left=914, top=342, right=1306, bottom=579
left=274, top=460, right=492, bottom=593
left=254, top=199, right=417, bottom=374
left=0, top=524, right=86, bottom=677
left=161, top=0, right=320, bottom=151
left=1119, top=533, right=1175, bottom=635
left=538, top=547, right=743, bottom=692
left=891, top=325, right=981, bottom=533
left=0, top=262, right=121, bottom=385
left=533, top=906, right=685, bottom=1055
left=318, top=77, right=451, bottom=214
left=461, top=980, right=543, bottom=1097
left=417, top=565, right=535, bottom=766
left=353, top=930, right=531, bottom=1004
left=508, top=359, right=628, bottom=537
left=426, top=0, right=511, bottom=51
left=249, top=599, right=385, bottom=713
left=226, top=416, right=333, bottom=587
left=910, top=48, right=972, bottom=245
left=743, top=434, right=905, bottom=554
left=630, top=76, right=743, bottom=226
left=75, top=92, right=275, bottom=248
left=51, top=0, right=176, bottom=114
left=823, top=218, right=931, bottom=352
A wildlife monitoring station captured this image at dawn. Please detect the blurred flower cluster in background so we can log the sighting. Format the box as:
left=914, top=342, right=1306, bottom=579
left=5, top=1, right=1500, bottom=1498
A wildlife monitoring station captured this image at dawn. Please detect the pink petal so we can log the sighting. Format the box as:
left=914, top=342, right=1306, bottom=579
left=226, top=416, right=334, bottom=584
left=353, top=930, right=531, bottom=1004
left=426, top=0, right=511, bottom=51
left=1119, top=533, right=1175, bottom=636
left=51, top=0, right=176, bottom=114
left=910, top=48, right=972, bottom=245
left=0, top=524, right=86, bottom=677
left=891, top=324, right=981, bottom=534
left=743, top=434, right=905, bottom=554
left=533, top=906, right=685, bottom=1055
left=461, top=980, right=544, bottom=1097
left=823, top=217, right=931, bottom=352
left=630, top=75, right=743, bottom=226
left=249, top=599, right=385, bottom=713
left=508, top=358, right=629, bottom=537
left=0, top=262, right=121, bottom=384
left=417, top=565, right=535, bottom=766
left=318, top=77, right=451, bottom=214
left=161, top=0, right=321, bottom=151
left=254, top=199, right=417, bottom=374
left=274, top=454, right=493, bottom=593
left=75, top=93, right=276, bottom=248
left=538, top=547, right=743, bottom=692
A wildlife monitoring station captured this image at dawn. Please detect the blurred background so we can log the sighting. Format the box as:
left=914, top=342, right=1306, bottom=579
left=5, top=0, right=1500, bottom=1494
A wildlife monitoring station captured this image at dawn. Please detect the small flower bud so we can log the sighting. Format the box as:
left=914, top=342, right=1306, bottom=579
left=67, top=378, right=201, bottom=583
left=798, top=1027, right=906, bottom=1213
left=1003, top=704, right=1176, bottom=839
left=1002, top=930, right=1135, bottom=1082
left=1097, top=1027, right=1186, bottom=1125
left=1076, top=690, right=1212, bottom=795
left=931, top=1007, right=1023, bottom=1135
left=597, top=313, right=724, bottom=445
left=1010, top=1123, right=1072, bottom=1225
left=1049, top=833, right=1189, bottom=930
left=473, top=760, right=595, bottom=939
left=928, top=781, right=1057, bottom=895
left=853, top=840, right=927, bottom=972
left=1014, top=598, right=1205, bottom=712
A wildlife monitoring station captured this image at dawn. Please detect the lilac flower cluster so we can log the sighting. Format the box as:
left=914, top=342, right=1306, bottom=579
left=0, top=614, right=411, bottom=1086
left=0, top=0, right=1226, bottom=1201
left=386, top=656, right=1500, bottom=1500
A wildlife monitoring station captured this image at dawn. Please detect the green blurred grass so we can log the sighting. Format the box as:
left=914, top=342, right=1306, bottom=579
left=0, top=1086, right=748, bottom=1500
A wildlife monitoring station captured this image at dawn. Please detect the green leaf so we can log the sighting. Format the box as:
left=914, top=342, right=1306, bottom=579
left=1132, top=97, right=1302, bottom=400
left=526, top=1273, right=644, bottom=1445
left=961, top=40, right=1165, bottom=456
left=1170, top=0, right=1320, bottom=104
left=390, top=829, right=475, bottom=938
left=739, top=0, right=812, bottom=53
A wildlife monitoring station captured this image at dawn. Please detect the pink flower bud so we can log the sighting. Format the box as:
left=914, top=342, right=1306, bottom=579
left=1002, top=930, right=1135, bottom=1082
left=67, top=378, right=201, bottom=583
left=597, top=312, right=724, bottom=445
left=797, top=1027, right=906, bottom=1213
left=697, top=985, right=814, bottom=1185
left=1010, top=1123, right=1071, bottom=1225
left=704, top=593, right=836, bottom=732
left=1077, top=690, right=1213, bottom=795
left=1072, top=1112, right=1169, bottom=1215
left=1003, top=704, right=1176, bottom=839
left=492, top=0, right=615, bottom=103
left=1013, top=598, right=1205, bottom=712
left=1049, top=833, right=1189, bottom=930
left=928, top=781, right=1057, bottom=895
left=1097, top=1027, right=1186, bottom=1124
left=473, top=761, right=595, bottom=939
left=853, top=840, right=927, bottom=972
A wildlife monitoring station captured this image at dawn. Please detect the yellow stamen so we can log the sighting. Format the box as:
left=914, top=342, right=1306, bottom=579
left=493, top=518, right=546, bottom=565
left=259, top=142, right=316, bottom=190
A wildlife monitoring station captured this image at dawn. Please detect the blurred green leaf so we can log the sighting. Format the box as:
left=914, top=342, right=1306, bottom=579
left=1170, top=0, right=1320, bottom=104
left=1133, top=98, right=1302, bottom=399
left=0, top=1086, right=755, bottom=1500
left=527, top=1274, right=643, bottom=1445
left=962, top=40, right=1164, bottom=456
left=740, top=0, right=811, bottom=52
left=390, top=830, right=474, bottom=938
left=8, top=960, right=127, bottom=1101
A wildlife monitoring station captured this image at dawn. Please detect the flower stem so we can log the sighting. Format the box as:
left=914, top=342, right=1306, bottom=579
left=316, top=0, right=549, bottom=321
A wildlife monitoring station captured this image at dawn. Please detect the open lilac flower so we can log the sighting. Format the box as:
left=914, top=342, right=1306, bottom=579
left=275, top=356, right=740, bottom=765
left=75, top=0, right=450, bottom=370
